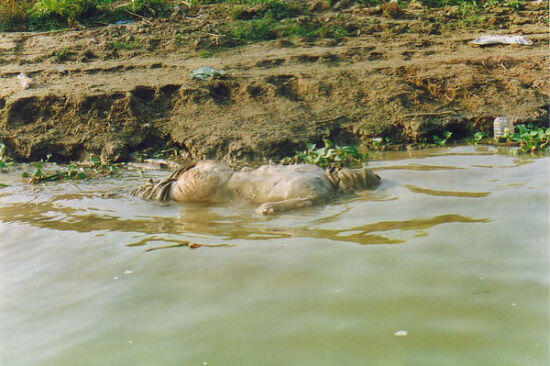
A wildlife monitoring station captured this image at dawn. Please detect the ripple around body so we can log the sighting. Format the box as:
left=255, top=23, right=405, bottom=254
left=0, top=146, right=548, bottom=366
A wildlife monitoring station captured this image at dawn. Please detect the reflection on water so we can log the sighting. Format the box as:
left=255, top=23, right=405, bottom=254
left=0, top=145, right=548, bottom=366
left=405, top=185, right=491, bottom=198
left=372, top=164, right=464, bottom=171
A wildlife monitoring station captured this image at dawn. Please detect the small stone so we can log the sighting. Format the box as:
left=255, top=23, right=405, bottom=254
left=56, top=65, right=67, bottom=74
left=16, top=73, right=33, bottom=89
left=394, top=330, right=408, bottom=337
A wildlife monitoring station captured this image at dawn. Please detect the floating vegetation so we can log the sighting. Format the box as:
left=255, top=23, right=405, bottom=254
left=21, top=154, right=119, bottom=184
left=504, top=123, right=550, bottom=155
left=281, top=139, right=368, bottom=168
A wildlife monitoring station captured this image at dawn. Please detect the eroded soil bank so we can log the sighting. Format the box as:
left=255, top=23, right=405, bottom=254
left=0, top=3, right=548, bottom=162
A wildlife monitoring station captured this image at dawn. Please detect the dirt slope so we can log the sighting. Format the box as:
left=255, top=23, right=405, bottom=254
left=0, top=3, right=548, bottom=162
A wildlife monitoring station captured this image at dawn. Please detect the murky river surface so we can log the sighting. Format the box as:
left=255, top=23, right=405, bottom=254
left=1, top=146, right=548, bottom=366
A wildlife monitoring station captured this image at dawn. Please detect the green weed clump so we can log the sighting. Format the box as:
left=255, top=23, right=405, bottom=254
left=35, top=0, right=97, bottom=22
left=52, top=47, right=72, bottom=61
left=432, top=131, right=452, bottom=146
left=504, top=124, right=550, bottom=155
left=0, top=0, right=34, bottom=29
left=107, top=39, right=141, bottom=50
left=281, top=139, right=368, bottom=168
left=21, top=154, right=118, bottom=184
left=0, top=0, right=173, bottom=31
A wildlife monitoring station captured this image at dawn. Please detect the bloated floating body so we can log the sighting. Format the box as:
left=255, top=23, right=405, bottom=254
left=131, top=160, right=381, bottom=215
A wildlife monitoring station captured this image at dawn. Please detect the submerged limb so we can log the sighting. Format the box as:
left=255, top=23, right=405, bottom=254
left=256, top=198, right=314, bottom=215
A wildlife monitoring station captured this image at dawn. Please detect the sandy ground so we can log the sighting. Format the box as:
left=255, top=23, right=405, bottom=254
left=0, top=2, right=548, bottom=162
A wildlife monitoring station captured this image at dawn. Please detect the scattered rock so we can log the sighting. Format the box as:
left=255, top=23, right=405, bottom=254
left=471, top=35, right=533, bottom=46
left=16, top=73, right=33, bottom=89
left=56, top=65, right=67, bottom=74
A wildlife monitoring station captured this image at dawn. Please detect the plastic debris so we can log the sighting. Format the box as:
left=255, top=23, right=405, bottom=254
left=493, top=116, right=514, bottom=138
left=394, top=330, right=408, bottom=337
left=114, top=20, right=133, bottom=25
left=190, top=66, right=227, bottom=81
left=471, top=35, right=533, bottom=46
left=16, top=73, right=33, bottom=89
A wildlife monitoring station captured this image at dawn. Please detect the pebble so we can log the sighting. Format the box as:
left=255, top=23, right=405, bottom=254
left=394, top=330, right=408, bottom=337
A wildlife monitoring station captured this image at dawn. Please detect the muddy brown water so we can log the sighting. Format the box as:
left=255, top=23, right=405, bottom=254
left=0, top=146, right=548, bottom=365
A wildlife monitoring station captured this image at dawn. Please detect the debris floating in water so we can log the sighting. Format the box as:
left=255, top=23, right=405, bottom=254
left=471, top=35, right=533, bottom=46
left=144, top=242, right=234, bottom=252
left=124, top=270, right=133, bottom=275
left=394, top=330, right=408, bottom=337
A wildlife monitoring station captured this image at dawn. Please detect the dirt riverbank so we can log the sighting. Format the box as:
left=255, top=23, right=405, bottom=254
left=0, top=2, right=548, bottom=162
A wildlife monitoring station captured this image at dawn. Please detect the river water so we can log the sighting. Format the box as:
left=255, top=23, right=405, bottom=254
left=0, top=146, right=548, bottom=366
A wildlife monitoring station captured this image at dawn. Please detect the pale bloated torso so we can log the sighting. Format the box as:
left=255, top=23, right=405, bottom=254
left=227, top=164, right=333, bottom=203
left=164, top=160, right=379, bottom=214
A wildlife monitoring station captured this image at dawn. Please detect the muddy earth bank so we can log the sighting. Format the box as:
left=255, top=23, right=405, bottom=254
left=0, top=2, right=548, bottom=162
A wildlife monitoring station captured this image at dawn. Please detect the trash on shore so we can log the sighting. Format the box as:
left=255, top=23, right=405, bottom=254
left=471, top=35, right=533, bottom=46
left=493, top=116, right=514, bottom=138
left=16, top=73, right=33, bottom=89
left=190, top=66, right=227, bottom=81
left=394, top=330, right=408, bottom=337
left=114, top=20, right=133, bottom=25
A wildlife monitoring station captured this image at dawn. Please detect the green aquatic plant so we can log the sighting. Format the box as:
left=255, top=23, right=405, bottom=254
left=0, top=143, right=13, bottom=170
left=473, top=131, right=486, bottom=144
left=281, top=139, right=368, bottom=168
left=433, top=131, right=452, bottom=146
left=504, top=123, right=550, bottom=155
left=22, top=154, right=118, bottom=184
